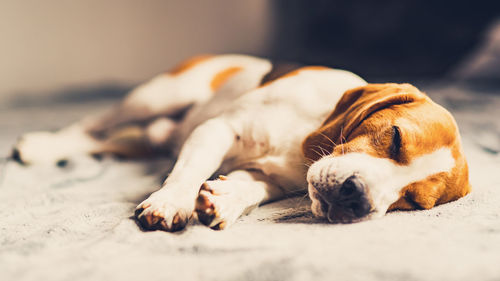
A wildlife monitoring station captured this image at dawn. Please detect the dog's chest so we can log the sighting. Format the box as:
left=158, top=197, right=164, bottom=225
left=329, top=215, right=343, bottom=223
left=218, top=102, right=319, bottom=188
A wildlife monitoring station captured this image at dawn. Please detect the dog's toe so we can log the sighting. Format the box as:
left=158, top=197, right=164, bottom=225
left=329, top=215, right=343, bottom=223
left=194, top=185, right=234, bottom=230
left=195, top=191, right=218, bottom=227
left=135, top=200, right=190, bottom=232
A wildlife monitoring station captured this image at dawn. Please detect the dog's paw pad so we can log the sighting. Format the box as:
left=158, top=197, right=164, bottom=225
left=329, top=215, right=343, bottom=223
left=195, top=191, right=219, bottom=228
left=195, top=189, right=228, bottom=230
left=135, top=200, right=189, bottom=232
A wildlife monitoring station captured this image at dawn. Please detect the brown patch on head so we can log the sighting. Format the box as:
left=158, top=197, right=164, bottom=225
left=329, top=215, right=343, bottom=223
left=303, top=83, right=470, bottom=211
left=388, top=165, right=470, bottom=211
left=168, top=54, right=213, bottom=75
left=303, top=83, right=428, bottom=162
left=210, top=66, right=243, bottom=91
left=259, top=65, right=330, bottom=87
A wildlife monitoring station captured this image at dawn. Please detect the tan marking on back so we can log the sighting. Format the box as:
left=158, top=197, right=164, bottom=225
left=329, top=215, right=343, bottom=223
left=168, top=54, right=213, bottom=75
left=259, top=65, right=330, bottom=87
left=210, top=66, right=243, bottom=91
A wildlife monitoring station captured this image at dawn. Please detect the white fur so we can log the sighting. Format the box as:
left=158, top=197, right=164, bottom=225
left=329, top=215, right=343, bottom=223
left=124, top=55, right=273, bottom=115
left=15, top=55, right=272, bottom=165
left=14, top=55, right=367, bottom=230
left=146, top=117, right=177, bottom=145
left=136, top=67, right=366, bottom=229
left=15, top=124, right=101, bottom=165
left=196, top=170, right=284, bottom=228
left=307, top=148, right=455, bottom=219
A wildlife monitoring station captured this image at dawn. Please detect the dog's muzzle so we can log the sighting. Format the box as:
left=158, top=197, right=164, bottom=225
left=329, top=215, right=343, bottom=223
left=311, top=174, right=372, bottom=223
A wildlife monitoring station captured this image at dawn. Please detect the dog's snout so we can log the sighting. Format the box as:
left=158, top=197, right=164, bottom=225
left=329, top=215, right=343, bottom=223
left=11, top=148, right=25, bottom=165
left=339, top=176, right=363, bottom=198
left=337, top=176, right=371, bottom=218
left=311, top=172, right=372, bottom=222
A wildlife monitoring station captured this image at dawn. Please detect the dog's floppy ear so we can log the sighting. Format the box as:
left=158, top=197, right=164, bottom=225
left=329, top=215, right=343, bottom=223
left=302, top=83, right=428, bottom=162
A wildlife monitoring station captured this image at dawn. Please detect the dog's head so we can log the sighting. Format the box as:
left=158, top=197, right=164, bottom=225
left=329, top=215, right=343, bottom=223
left=302, top=83, right=470, bottom=223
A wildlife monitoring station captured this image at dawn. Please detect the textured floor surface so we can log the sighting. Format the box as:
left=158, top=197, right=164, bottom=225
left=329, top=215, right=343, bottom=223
left=1, top=81, right=499, bottom=281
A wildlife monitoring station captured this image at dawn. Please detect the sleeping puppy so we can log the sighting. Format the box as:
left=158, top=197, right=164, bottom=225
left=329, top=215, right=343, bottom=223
left=12, top=54, right=367, bottom=231
left=12, top=55, right=470, bottom=231
left=302, top=83, right=471, bottom=223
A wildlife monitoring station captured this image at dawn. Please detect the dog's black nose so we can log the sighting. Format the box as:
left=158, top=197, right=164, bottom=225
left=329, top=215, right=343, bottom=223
left=311, top=174, right=372, bottom=222
left=11, top=148, right=25, bottom=165
left=339, top=176, right=364, bottom=198
left=337, top=176, right=371, bottom=218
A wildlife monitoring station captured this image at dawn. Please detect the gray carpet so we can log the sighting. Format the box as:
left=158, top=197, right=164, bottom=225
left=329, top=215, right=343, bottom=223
left=1, top=80, right=499, bottom=281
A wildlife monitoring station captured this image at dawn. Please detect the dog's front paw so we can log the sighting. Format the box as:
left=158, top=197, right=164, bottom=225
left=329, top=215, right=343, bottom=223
left=135, top=190, right=193, bottom=232
left=195, top=181, right=248, bottom=230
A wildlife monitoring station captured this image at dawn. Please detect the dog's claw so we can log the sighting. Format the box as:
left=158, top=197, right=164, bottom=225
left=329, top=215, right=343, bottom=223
left=172, top=213, right=180, bottom=225
left=200, top=182, right=212, bottom=193
left=134, top=200, right=190, bottom=232
left=196, top=192, right=217, bottom=226
left=211, top=221, right=226, bottom=231
left=195, top=186, right=230, bottom=230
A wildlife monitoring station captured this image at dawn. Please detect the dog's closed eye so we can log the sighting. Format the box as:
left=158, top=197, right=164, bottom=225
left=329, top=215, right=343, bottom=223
left=389, top=126, right=402, bottom=160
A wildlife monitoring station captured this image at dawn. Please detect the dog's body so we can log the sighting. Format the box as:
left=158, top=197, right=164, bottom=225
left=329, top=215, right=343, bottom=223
left=13, top=54, right=470, bottom=231
left=14, top=54, right=367, bottom=231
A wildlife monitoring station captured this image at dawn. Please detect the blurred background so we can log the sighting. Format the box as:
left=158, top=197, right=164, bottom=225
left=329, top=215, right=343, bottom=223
left=2, top=3, right=500, bottom=280
left=1, top=0, right=500, bottom=106
left=0, top=0, right=270, bottom=104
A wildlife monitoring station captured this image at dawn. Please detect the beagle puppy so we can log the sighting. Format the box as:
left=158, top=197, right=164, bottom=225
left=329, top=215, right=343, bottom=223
left=12, top=55, right=469, bottom=232
left=12, top=54, right=366, bottom=231
left=303, top=83, right=471, bottom=223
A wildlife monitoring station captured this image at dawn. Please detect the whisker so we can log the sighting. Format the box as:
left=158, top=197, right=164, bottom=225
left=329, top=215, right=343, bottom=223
left=319, top=132, right=336, bottom=146
left=303, top=156, right=317, bottom=168
left=339, top=127, right=347, bottom=155
left=293, top=192, right=311, bottom=208
left=316, top=145, right=329, bottom=157
left=304, top=155, right=314, bottom=160
left=309, top=148, right=324, bottom=158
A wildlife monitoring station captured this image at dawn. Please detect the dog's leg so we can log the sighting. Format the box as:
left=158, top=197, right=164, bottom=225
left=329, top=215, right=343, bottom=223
left=91, top=116, right=178, bottom=158
left=194, top=169, right=285, bottom=230
left=12, top=115, right=178, bottom=165
left=85, top=74, right=196, bottom=135
left=13, top=74, right=192, bottom=165
left=134, top=118, right=238, bottom=232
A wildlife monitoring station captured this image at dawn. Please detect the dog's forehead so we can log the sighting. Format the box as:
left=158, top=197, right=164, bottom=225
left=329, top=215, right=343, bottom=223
left=363, top=99, right=456, bottom=139
left=399, top=101, right=456, bottom=142
left=344, top=99, right=459, bottom=164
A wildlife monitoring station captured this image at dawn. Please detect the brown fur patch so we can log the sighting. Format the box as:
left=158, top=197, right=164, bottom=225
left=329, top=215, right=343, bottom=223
left=210, top=66, right=243, bottom=91
left=169, top=54, right=213, bottom=75
left=303, top=84, right=429, bottom=162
